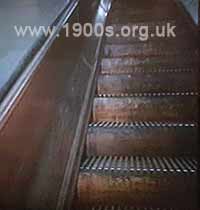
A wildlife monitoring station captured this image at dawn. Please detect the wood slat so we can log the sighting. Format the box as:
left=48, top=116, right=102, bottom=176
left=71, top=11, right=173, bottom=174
left=101, top=54, right=199, bottom=71
left=93, top=95, right=198, bottom=122
left=77, top=156, right=198, bottom=208
left=97, top=72, right=198, bottom=94
left=87, top=123, right=198, bottom=156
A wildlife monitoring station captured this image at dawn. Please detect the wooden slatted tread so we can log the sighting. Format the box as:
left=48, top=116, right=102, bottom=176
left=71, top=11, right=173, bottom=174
left=97, top=72, right=198, bottom=94
left=77, top=156, right=198, bottom=208
left=87, top=122, right=198, bottom=156
left=93, top=93, right=198, bottom=122
left=72, top=0, right=199, bottom=209
left=104, top=44, right=198, bottom=58
left=101, top=53, right=199, bottom=72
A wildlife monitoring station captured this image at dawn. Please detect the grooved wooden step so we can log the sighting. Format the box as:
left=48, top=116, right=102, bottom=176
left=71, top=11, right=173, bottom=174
left=104, top=44, right=198, bottom=58
left=87, top=122, right=198, bottom=156
left=109, top=0, right=179, bottom=24
left=93, top=93, right=198, bottom=122
left=97, top=72, right=198, bottom=94
left=107, top=20, right=189, bottom=36
left=105, top=36, right=196, bottom=45
left=109, top=9, right=179, bottom=24
left=109, top=20, right=183, bottom=32
left=112, top=0, right=177, bottom=12
left=110, top=0, right=179, bottom=27
left=101, top=54, right=199, bottom=72
left=77, top=156, right=198, bottom=208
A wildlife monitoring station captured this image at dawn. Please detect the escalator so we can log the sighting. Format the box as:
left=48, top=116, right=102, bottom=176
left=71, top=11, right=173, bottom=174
left=0, top=0, right=198, bottom=209
left=73, top=0, right=199, bottom=209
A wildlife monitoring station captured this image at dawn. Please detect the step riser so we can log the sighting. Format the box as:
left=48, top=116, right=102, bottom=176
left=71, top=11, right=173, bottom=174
left=97, top=73, right=198, bottom=94
left=110, top=21, right=185, bottom=32
left=104, top=44, right=198, bottom=57
left=87, top=126, right=198, bottom=156
left=105, top=34, right=196, bottom=44
left=101, top=55, right=199, bottom=70
left=112, top=0, right=177, bottom=12
left=109, top=16, right=177, bottom=25
left=108, top=10, right=180, bottom=25
left=93, top=96, right=198, bottom=122
left=109, top=8, right=178, bottom=23
left=77, top=173, right=198, bottom=208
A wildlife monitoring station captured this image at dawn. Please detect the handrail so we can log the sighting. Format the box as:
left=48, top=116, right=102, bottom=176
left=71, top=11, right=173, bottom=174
left=56, top=1, right=112, bottom=209
left=0, top=0, right=79, bottom=128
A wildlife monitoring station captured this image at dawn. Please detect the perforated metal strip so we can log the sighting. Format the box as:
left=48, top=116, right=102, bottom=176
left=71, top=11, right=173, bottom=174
left=97, top=92, right=199, bottom=97
left=100, top=67, right=199, bottom=74
left=104, top=48, right=199, bottom=58
left=80, top=156, right=197, bottom=174
left=80, top=206, right=183, bottom=210
left=88, top=121, right=197, bottom=128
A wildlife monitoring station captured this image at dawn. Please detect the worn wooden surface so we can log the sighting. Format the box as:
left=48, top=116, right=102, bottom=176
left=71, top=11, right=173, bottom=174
left=77, top=156, right=198, bottom=209
left=101, top=54, right=199, bottom=71
left=104, top=43, right=198, bottom=57
left=97, top=72, right=198, bottom=94
left=93, top=95, right=198, bottom=122
left=78, top=172, right=198, bottom=208
left=87, top=124, right=198, bottom=156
